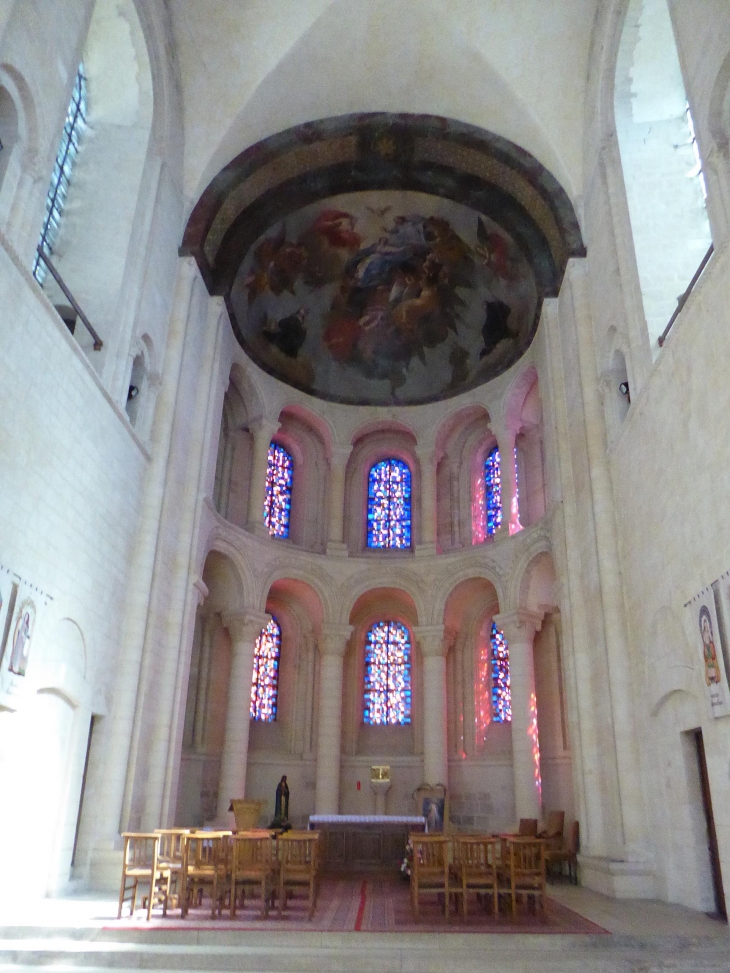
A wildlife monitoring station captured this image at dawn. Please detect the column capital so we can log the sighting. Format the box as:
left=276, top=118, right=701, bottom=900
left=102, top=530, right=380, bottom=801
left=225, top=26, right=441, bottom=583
left=248, top=416, right=281, bottom=441
left=223, top=610, right=271, bottom=645
left=493, top=609, right=543, bottom=644
left=413, top=624, right=447, bottom=658
left=193, top=578, right=209, bottom=607
left=414, top=443, right=438, bottom=463
left=319, top=625, right=354, bottom=657
left=329, top=443, right=353, bottom=468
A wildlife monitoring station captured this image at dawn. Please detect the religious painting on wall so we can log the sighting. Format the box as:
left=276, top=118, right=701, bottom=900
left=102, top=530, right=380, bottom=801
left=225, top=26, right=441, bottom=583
left=7, top=596, right=36, bottom=677
left=686, top=587, right=729, bottom=718
left=413, top=783, right=448, bottom=833
left=231, top=190, right=538, bottom=406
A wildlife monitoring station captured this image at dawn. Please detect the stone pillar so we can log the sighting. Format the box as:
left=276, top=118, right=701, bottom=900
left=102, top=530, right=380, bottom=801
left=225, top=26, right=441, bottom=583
left=246, top=417, right=281, bottom=535
left=371, top=779, right=391, bottom=815
left=415, top=626, right=448, bottom=785
left=415, top=447, right=438, bottom=555
left=493, top=610, right=543, bottom=822
left=314, top=626, right=353, bottom=814
left=493, top=425, right=522, bottom=536
left=326, top=445, right=352, bottom=556
left=216, top=610, right=271, bottom=821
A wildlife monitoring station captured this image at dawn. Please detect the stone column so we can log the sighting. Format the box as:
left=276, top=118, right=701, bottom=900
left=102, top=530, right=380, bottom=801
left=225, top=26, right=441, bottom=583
left=314, top=626, right=353, bottom=813
left=493, top=610, right=543, bottom=822
left=492, top=425, right=522, bottom=536
left=415, top=446, right=438, bottom=555
left=326, top=445, right=352, bottom=556
left=415, top=626, right=448, bottom=785
left=246, top=417, right=281, bottom=535
left=216, top=610, right=271, bottom=821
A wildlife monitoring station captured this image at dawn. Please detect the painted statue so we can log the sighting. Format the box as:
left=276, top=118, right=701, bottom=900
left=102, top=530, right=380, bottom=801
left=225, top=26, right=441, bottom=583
left=699, top=605, right=721, bottom=686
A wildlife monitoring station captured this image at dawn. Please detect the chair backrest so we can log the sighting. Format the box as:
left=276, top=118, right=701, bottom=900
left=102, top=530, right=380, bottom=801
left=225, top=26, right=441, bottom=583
left=508, top=838, right=545, bottom=879
left=154, top=829, right=189, bottom=863
left=566, top=820, right=580, bottom=854
left=278, top=832, right=318, bottom=871
left=411, top=834, right=448, bottom=873
left=518, top=818, right=538, bottom=836
left=122, top=833, right=160, bottom=872
left=184, top=832, right=228, bottom=872
left=542, top=811, right=565, bottom=838
left=232, top=833, right=274, bottom=872
left=453, top=836, right=497, bottom=870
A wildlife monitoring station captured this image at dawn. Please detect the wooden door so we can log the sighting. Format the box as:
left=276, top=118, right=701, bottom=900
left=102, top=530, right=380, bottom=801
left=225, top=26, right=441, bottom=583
left=693, top=729, right=726, bottom=919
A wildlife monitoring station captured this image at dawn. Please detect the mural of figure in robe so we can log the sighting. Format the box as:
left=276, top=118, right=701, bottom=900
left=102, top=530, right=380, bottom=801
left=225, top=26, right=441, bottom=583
left=8, top=600, right=35, bottom=676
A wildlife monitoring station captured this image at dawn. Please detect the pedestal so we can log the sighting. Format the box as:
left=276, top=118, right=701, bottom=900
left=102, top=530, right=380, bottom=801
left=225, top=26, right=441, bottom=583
left=370, top=779, right=391, bottom=815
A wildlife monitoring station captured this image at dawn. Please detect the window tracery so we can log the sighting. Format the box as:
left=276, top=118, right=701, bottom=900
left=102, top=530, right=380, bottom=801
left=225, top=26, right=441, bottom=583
left=264, top=442, right=293, bottom=538
left=250, top=617, right=281, bottom=722
left=366, top=459, right=412, bottom=549
left=33, top=65, right=87, bottom=284
left=363, top=620, right=412, bottom=725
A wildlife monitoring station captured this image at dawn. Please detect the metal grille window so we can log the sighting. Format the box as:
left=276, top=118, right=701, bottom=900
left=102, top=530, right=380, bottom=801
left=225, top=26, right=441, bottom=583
left=33, top=65, right=87, bottom=284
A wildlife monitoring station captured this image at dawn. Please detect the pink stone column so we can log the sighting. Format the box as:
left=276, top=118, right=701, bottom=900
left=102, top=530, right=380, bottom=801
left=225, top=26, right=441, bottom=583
left=493, top=610, right=543, bottom=821
left=216, top=610, right=271, bottom=821
left=326, top=445, right=352, bottom=556
left=492, top=424, right=522, bottom=536
left=246, top=417, right=280, bottom=534
left=314, top=626, right=353, bottom=814
left=414, top=625, right=448, bottom=785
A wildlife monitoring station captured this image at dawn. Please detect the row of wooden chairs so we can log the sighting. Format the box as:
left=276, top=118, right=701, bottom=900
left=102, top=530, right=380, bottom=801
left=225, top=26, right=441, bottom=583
left=410, top=833, right=548, bottom=920
left=118, top=829, right=320, bottom=921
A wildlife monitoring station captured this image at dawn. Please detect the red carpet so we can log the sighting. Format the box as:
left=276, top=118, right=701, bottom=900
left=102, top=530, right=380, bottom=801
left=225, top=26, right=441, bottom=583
left=110, top=875, right=608, bottom=934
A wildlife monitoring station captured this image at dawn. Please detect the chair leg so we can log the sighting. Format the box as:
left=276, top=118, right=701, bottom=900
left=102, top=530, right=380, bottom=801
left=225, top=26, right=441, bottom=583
left=462, top=880, right=467, bottom=920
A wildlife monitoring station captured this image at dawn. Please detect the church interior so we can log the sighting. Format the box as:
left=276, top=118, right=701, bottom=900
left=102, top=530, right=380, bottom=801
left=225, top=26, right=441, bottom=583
left=1, top=0, right=730, bottom=967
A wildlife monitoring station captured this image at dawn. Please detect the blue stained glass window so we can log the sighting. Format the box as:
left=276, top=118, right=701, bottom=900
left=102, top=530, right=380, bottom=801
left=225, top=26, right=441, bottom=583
left=363, top=621, right=412, bottom=725
left=264, top=443, right=293, bottom=538
left=250, top=617, right=281, bottom=722
left=485, top=446, right=502, bottom=536
left=33, top=65, right=87, bottom=285
left=491, top=622, right=511, bottom=723
left=367, top=459, right=412, bottom=548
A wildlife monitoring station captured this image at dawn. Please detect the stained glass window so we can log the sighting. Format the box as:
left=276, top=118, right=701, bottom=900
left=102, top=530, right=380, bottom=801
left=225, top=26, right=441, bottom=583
left=33, top=65, right=87, bottom=284
left=363, top=621, right=412, bottom=725
left=491, top=622, right=511, bottom=723
left=485, top=446, right=502, bottom=536
left=250, top=617, right=281, bottom=722
left=367, top=459, right=412, bottom=548
left=264, top=442, right=293, bottom=538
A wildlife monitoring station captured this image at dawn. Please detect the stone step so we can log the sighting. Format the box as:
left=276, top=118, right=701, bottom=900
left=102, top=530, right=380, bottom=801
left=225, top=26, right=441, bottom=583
left=0, top=934, right=729, bottom=973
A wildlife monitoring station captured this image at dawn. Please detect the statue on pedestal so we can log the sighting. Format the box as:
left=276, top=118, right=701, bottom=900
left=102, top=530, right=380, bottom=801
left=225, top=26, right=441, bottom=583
left=269, top=774, right=290, bottom=829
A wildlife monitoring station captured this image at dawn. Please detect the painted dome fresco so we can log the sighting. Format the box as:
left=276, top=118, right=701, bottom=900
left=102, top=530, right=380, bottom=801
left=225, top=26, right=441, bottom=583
left=183, top=114, right=584, bottom=406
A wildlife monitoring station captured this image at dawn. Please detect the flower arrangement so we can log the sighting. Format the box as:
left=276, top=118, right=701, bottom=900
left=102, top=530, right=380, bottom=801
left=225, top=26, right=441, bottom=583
left=400, top=838, right=414, bottom=878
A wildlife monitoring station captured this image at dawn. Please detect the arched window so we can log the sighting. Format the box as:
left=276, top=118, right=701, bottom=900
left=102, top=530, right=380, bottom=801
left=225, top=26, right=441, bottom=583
left=33, top=64, right=87, bottom=285
left=264, top=442, right=293, bottom=538
left=367, top=459, right=412, bottom=549
left=484, top=446, right=502, bottom=536
left=363, top=621, right=412, bottom=725
left=491, top=622, right=511, bottom=723
left=250, top=617, right=281, bottom=722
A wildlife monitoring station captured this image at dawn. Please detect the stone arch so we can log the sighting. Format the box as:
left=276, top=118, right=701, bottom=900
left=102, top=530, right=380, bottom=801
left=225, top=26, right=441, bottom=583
left=645, top=607, right=699, bottom=717
left=0, top=61, right=40, bottom=236
left=273, top=405, right=329, bottom=552
left=199, top=536, right=253, bottom=612
left=434, top=404, right=492, bottom=551
left=430, top=562, right=505, bottom=627
left=338, top=570, right=427, bottom=627
left=507, top=537, right=556, bottom=613
left=707, top=49, right=730, bottom=150
left=260, top=561, right=333, bottom=626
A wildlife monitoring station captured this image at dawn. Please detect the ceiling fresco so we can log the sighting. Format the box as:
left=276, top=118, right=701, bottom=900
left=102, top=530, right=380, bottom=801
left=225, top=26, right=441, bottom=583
left=182, top=114, right=585, bottom=405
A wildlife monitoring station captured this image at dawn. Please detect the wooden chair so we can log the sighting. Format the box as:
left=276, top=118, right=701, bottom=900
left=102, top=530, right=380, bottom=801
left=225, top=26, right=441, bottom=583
left=538, top=811, right=565, bottom=852
left=154, top=829, right=190, bottom=909
left=546, top=820, right=579, bottom=884
left=228, top=832, right=277, bottom=918
left=180, top=831, right=229, bottom=918
left=277, top=831, right=319, bottom=919
left=452, top=835, right=499, bottom=919
left=117, top=833, right=170, bottom=921
left=409, top=833, right=452, bottom=920
left=500, top=838, right=546, bottom=916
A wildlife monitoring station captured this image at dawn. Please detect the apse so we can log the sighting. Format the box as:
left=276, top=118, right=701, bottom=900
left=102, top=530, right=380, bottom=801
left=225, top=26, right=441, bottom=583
left=182, top=113, right=584, bottom=405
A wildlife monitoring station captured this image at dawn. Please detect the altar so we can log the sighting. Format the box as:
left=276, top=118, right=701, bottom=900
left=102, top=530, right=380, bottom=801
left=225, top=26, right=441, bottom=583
left=308, top=815, right=426, bottom=872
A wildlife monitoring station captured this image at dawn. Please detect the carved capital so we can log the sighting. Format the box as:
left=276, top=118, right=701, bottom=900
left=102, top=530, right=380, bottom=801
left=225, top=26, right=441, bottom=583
left=329, top=444, right=353, bottom=469
left=248, top=416, right=281, bottom=444
left=492, top=609, right=543, bottom=646
left=413, top=624, right=447, bottom=658
left=223, top=610, right=271, bottom=645
left=319, top=625, right=354, bottom=657
left=193, top=578, right=209, bottom=607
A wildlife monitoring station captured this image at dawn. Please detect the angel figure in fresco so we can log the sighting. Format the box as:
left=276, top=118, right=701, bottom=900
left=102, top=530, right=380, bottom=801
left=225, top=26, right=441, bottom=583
left=298, top=209, right=361, bottom=286
left=699, top=605, right=722, bottom=686
left=244, top=225, right=307, bottom=304
left=8, top=605, right=33, bottom=676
